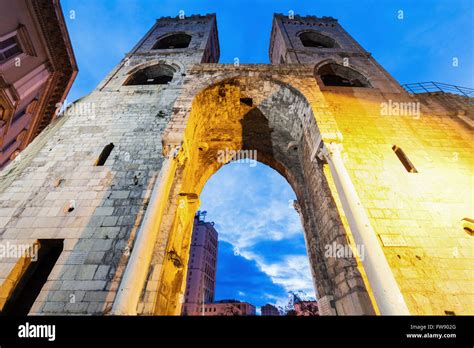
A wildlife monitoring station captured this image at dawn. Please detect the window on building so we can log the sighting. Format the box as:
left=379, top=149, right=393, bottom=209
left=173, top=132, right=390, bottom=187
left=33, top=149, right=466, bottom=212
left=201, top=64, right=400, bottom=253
left=299, top=31, right=339, bottom=48
left=392, top=145, right=418, bottom=173
left=0, top=35, right=22, bottom=63
left=124, top=64, right=176, bottom=86
left=2, top=239, right=64, bottom=315
left=95, top=143, right=115, bottom=166
left=316, top=63, right=371, bottom=88
left=153, top=33, right=192, bottom=49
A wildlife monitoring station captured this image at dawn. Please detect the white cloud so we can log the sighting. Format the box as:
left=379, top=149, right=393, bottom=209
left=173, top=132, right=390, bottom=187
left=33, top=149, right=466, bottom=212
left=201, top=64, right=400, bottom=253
left=241, top=251, right=315, bottom=297
left=201, top=163, right=316, bottom=300
left=201, top=163, right=303, bottom=249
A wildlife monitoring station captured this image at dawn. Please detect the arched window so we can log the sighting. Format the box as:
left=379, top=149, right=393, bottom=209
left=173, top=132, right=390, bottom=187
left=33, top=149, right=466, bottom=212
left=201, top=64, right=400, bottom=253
left=153, top=33, right=191, bottom=49
left=124, top=64, right=176, bottom=86
left=299, top=31, right=339, bottom=48
left=316, top=63, right=371, bottom=87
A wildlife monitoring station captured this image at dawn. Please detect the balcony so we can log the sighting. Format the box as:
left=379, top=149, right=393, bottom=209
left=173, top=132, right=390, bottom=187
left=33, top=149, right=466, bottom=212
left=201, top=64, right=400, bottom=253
left=402, top=82, right=474, bottom=98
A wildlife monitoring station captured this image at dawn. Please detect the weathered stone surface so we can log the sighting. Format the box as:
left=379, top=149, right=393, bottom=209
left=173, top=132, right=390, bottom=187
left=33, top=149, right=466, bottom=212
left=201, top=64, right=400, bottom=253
left=0, top=14, right=472, bottom=316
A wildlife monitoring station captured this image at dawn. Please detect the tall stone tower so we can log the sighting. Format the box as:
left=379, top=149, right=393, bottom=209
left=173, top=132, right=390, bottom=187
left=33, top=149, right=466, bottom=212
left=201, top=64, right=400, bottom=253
left=99, top=13, right=219, bottom=91
left=0, top=14, right=220, bottom=315
left=0, top=12, right=472, bottom=317
left=270, top=14, right=401, bottom=93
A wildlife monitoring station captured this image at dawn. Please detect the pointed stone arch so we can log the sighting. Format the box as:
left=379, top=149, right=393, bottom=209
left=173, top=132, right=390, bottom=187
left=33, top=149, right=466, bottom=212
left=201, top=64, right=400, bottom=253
left=123, top=63, right=177, bottom=86
left=153, top=32, right=192, bottom=49
left=297, top=30, right=340, bottom=48
left=146, top=74, right=376, bottom=315
left=315, top=61, right=372, bottom=88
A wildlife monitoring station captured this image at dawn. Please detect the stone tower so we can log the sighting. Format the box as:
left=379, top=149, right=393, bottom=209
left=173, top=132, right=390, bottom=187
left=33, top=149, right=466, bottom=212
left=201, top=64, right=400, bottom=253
left=0, top=13, right=220, bottom=316
left=0, top=13, right=472, bottom=317
left=99, top=13, right=219, bottom=91
left=270, top=14, right=401, bottom=93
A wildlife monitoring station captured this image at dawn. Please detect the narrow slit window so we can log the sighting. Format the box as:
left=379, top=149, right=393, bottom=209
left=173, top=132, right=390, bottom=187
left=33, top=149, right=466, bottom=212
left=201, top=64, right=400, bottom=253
left=392, top=145, right=418, bottom=173
left=95, top=143, right=114, bottom=166
left=2, top=239, right=64, bottom=315
left=461, top=218, right=474, bottom=236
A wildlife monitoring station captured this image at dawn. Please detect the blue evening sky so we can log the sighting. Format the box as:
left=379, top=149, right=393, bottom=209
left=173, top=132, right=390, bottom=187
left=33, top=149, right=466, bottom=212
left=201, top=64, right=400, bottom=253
left=61, top=0, right=473, bottom=310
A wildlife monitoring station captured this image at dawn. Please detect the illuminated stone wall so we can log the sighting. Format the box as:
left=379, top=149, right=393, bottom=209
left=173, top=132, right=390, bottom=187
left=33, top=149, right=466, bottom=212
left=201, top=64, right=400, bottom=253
left=142, top=63, right=473, bottom=316
left=0, top=14, right=219, bottom=315
left=0, top=14, right=472, bottom=316
left=327, top=90, right=473, bottom=315
left=268, top=13, right=474, bottom=315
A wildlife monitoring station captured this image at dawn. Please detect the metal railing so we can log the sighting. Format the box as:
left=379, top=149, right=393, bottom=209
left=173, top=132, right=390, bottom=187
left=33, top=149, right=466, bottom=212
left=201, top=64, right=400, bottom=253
left=402, top=82, right=474, bottom=98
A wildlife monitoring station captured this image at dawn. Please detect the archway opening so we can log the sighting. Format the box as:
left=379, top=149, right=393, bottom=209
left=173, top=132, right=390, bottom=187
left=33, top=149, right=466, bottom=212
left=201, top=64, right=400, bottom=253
left=152, top=77, right=375, bottom=316
left=317, top=63, right=371, bottom=87
left=299, top=31, right=339, bottom=48
left=181, top=161, right=318, bottom=316
left=124, top=64, right=175, bottom=86
left=153, top=33, right=192, bottom=49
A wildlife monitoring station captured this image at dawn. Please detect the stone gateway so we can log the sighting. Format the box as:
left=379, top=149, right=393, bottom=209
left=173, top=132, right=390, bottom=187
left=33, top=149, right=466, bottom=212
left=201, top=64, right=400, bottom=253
left=0, top=14, right=472, bottom=316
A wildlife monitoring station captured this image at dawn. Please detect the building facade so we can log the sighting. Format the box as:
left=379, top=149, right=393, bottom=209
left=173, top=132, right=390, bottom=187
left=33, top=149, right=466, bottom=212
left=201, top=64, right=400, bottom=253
left=261, top=303, right=280, bottom=316
left=181, top=211, right=218, bottom=316
left=294, top=300, right=319, bottom=316
left=199, top=300, right=255, bottom=316
left=0, top=12, right=472, bottom=316
left=0, top=0, right=77, bottom=169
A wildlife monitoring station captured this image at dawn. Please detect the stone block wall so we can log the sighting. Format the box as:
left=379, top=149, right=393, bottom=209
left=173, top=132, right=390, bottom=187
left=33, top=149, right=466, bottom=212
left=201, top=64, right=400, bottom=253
left=319, top=87, right=473, bottom=314
left=0, top=77, right=182, bottom=313
left=0, top=13, right=472, bottom=316
left=0, top=12, right=219, bottom=316
left=269, top=14, right=403, bottom=93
